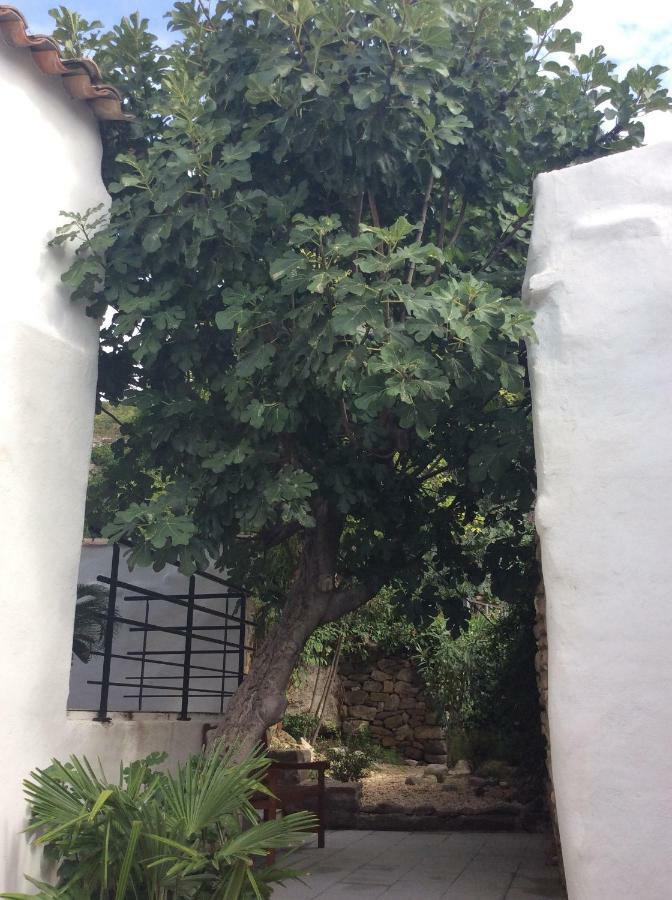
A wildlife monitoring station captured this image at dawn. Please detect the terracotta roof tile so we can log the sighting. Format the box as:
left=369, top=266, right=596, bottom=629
left=0, top=5, right=131, bottom=121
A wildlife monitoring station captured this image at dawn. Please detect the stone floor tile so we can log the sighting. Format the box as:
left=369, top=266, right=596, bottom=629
left=506, top=872, right=566, bottom=899
left=339, top=863, right=412, bottom=886
left=313, top=883, right=391, bottom=899
left=274, top=830, right=565, bottom=900
left=380, top=880, right=448, bottom=900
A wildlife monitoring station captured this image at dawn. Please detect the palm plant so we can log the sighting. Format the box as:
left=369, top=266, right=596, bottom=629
left=72, top=583, right=111, bottom=664
left=1, top=743, right=315, bottom=899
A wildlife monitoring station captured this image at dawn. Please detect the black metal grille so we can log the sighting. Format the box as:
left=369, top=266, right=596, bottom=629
left=89, top=544, right=254, bottom=722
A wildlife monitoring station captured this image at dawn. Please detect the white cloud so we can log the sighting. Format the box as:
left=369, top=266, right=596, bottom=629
left=540, top=0, right=672, bottom=143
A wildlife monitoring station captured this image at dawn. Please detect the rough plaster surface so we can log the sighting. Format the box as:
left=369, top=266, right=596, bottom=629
left=0, top=44, right=204, bottom=892
left=525, top=141, right=672, bottom=900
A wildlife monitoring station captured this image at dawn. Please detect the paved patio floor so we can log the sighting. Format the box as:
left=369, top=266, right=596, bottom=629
left=274, top=830, right=566, bottom=899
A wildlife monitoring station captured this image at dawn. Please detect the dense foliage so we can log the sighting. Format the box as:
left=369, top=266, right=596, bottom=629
left=51, top=0, right=669, bottom=745
left=415, top=602, right=541, bottom=768
left=1, top=744, right=314, bottom=900
left=53, top=0, right=668, bottom=574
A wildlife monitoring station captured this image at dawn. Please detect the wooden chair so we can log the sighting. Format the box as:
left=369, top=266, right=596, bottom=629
left=269, top=759, right=328, bottom=849
left=251, top=759, right=328, bottom=862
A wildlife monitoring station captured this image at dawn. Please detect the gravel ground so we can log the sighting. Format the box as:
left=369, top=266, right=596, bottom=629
left=361, top=763, right=513, bottom=814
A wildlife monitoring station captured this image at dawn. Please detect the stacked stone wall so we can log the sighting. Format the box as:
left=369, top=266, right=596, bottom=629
left=340, top=652, right=447, bottom=763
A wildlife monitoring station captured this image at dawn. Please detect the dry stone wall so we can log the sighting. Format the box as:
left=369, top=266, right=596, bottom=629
left=340, top=653, right=447, bottom=763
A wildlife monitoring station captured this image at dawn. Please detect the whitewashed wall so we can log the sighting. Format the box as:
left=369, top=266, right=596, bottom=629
left=525, top=141, right=672, bottom=899
left=0, top=43, right=206, bottom=893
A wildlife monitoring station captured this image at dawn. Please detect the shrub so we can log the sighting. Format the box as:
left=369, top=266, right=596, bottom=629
left=326, top=747, right=371, bottom=783
left=415, top=601, right=544, bottom=770
left=1, top=743, right=315, bottom=899
left=282, top=712, right=319, bottom=741
left=344, top=726, right=379, bottom=761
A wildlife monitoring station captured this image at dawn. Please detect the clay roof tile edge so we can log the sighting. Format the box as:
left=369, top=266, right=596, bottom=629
left=0, top=5, right=132, bottom=122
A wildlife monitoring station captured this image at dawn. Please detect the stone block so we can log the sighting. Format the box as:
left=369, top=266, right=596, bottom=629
left=423, top=739, right=447, bottom=754
left=371, top=801, right=405, bottom=814
left=383, top=680, right=395, bottom=693
left=383, top=694, right=400, bottom=711
left=369, top=691, right=387, bottom=702
left=381, top=713, right=404, bottom=729
left=404, top=748, right=423, bottom=760
left=370, top=669, right=387, bottom=682
left=395, top=668, right=415, bottom=683
left=395, top=724, right=413, bottom=740
left=377, top=658, right=399, bottom=674
left=346, top=689, right=369, bottom=704
left=424, top=763, right=449, bottom=778
left=363, top=680, right=379, bottom=692
left=348, top=704, right=376, bottom=719
left=414, top=725, right=443, bottom=740
left=395, top=681, right=419, bottom=694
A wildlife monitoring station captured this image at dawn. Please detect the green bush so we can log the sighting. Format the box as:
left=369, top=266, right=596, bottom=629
left=326, top=747, right=371, bottom=783
left=282, top=712, right=319, bottom=741
left=1, top=743, right=315, bottom=899
left=416, top=601, right=544, bottom=770
left=344, top=726, right=379, bottom=760
left=342, top=726, right=403, bottom=766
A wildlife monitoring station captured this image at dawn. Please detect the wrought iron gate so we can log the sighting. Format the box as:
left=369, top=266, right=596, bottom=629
left=87, top=544, right=253, bottom=721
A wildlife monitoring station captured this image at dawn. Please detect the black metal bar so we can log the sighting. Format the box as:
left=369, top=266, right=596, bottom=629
left=127, top=649, right=246, bottom=656
left=90, top=609, right=234, bottom=641
left=89, top=681, right=224, bottom=696
left=91, top=651, right=141, bottom=664
left=98, top=578, right=244, bottom=612
left=125, top=675, right=225, bottom=680
left=238, top=594, right=247, bottom=686
left=107, top=653, right=225, bottom=674
left=116, top=617, right=231, bottom=647
left=123, top=592, right=244, bottom=602
left=220, top=595, right=230, bottom=714
left=179, top=575, right=196, bottom=720
left=94, top=544, right=120, bottom=723
left=123, top=692, right=236, bottom=700
left=138, top=597, right=150, bottom=712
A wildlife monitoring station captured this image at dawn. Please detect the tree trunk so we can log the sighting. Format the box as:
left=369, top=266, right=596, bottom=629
left=211, top=501, right=378, bottom=757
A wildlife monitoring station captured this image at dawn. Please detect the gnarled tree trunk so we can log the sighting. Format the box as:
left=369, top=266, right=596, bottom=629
left=212, top=501, right=378, bottom=756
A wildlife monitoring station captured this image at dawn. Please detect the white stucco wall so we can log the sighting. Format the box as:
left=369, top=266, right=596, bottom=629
left=0, top=44, right=206, bottom=892
left=525, top=141, right=672, bottom=900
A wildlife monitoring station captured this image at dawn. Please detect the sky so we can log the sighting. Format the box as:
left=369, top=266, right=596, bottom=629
left=16, top=0, right=672, bottom=142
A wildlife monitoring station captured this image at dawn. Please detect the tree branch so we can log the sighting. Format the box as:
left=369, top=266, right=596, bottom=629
left=367, top=190, right=381, bottom=228
left=258, top=522, right=303, bottom=549
left=447, top=195, right=468, bottom=248
left=340, top=397, right=356, bottom=444
left=476, top=210, right=531, bottom=273
left=406, top=171, right=434, bottom=286
left=319, top=577, right=383, bottom=625
left=100, top=404, right=124, bottom=427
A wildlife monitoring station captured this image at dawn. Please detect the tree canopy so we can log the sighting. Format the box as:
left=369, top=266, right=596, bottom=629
left=53, top=0, right=670, bottom=745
